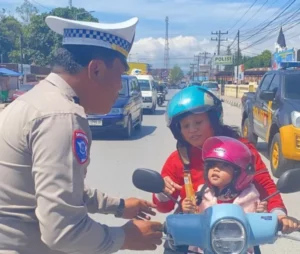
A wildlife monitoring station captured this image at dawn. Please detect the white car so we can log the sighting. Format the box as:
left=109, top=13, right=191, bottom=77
left=201, top=81, right=221, bottom=99
left=136, top=75, right=157, bottom=114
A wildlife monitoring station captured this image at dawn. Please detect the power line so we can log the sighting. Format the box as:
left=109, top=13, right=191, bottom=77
left=236, top=0, right=269, bottom=32
left=227, top=0, right=259, bottom=32
left=241, top=0, right=296, bottom=42
left=242, top=18, right=300, bottom=51
left=239, top=0, right=288, bottom=34
left=241, top=3, right=300, bottom=51
left=219, top=0, right=247, bottom=31
left=241, top=4, right=300, bottom=37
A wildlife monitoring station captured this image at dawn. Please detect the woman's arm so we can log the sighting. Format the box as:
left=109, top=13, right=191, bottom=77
left=152, top=152, right=182, bottom=213
left=245, top=141, right=287, bottom=215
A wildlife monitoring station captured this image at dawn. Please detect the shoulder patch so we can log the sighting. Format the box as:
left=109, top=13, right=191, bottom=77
left=73, top=130, right=89, bottom=164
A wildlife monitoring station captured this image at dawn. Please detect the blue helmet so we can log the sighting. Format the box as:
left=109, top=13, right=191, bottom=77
left=166, top=85, right=223, bottom=141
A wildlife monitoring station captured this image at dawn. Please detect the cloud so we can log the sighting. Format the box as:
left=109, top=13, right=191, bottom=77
left=130, top=36, right=216, bottom=69
left=2, top=0, right=300, bottom=70
left=130, top=24, right=300, bottom=70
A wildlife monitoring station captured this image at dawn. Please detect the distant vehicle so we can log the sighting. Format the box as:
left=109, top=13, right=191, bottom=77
left=179, top=83, right=186, bottom=89
left=201, top=81, right=220, bottom=99
left=136, top=75, right=158, bottom=114
left=87, top=75, right=143, bottom=139
left=189, top=81, right=202, bottom=87
left=10, top=83, right=37, bottom=101
left=159, top=82, right=168, bottom=95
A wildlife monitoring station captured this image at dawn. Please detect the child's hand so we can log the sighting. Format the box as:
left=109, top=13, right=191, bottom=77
left=256, top=201, right=268, bottom=213
left=278, top=215, right=300, bottom=234
left=182, top=198, right=196, bottom=214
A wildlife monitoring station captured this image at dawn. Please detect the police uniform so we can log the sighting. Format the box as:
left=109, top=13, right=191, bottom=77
left=0, top=15, right=138, bottom=254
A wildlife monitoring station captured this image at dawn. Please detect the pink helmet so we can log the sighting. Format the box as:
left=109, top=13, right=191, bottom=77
left=202, top=136, right=255, bottom=193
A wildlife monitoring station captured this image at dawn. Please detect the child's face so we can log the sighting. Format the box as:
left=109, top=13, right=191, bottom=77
left=207, top=162, right=234, bottom=190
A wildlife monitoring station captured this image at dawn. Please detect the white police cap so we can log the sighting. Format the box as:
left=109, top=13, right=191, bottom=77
left=45, top=16, right=139, bottom=58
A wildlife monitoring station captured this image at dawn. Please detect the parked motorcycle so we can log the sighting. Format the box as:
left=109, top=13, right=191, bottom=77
left=132, top=168, right=300, bottom=254
left=157, top=92, right=165, bottom=106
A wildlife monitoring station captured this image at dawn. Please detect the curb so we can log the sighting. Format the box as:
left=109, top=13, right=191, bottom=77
left=221, top=97, right=242, bottom=108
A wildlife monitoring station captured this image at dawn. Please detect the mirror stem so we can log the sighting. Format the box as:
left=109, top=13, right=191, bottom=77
left=262, top=190, right=280, bottom=202
left=164, top=193, right=181, bottom=206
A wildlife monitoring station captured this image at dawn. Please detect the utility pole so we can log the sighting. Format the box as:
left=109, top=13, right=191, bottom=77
left=201, top=51, right=211, bottom=64
left=19, top=34, right=23, bottom=87
left=69, top=0, right=72, bottom=8
left=164, top=16, right=170, bottom=75
left=195, top=52, right=211, bottom=81
left=211, top=30, right=228, bottom=72
left=236, top=30, right=240, bottom=85
left=194, top=54, right=201, bottom=81
left=190, top=63, right=196, bottom=81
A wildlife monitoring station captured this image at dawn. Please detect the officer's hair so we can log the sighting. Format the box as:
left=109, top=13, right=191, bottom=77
left=51, top=45, right=128, bottom=75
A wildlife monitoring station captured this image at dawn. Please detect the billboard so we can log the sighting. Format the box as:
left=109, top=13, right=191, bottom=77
left=234, top=64, right=245, bottom=81
left=214, top=55, right=233, bottom=65
left=272, top=49, right=295, bottom=70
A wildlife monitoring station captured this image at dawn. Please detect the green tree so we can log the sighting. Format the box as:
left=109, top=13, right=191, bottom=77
left=169, top=65, right=184, bottom=83
left=24, top=7, right=98, bottom=66
left=0, top=16, right=22, bottom=63
left=1, top=3, right=99, bottom=65
left=244, top=50, right=272, bottom=69
left=16, top=0, right=38, bottom=24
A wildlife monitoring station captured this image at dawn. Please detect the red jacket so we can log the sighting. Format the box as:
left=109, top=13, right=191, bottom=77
left=153, top=138, right=287, bottom=214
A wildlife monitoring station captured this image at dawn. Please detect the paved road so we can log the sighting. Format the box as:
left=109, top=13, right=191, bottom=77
left=86, top=89, right=300, bottom=254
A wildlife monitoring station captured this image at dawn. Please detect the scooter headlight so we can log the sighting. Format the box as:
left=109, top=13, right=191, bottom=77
left=211, top=219, right=246, bottom=254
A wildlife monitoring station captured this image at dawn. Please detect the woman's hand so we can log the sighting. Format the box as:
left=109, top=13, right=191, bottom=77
left=278, top=215, right=300, bottom=234
left=256, top=201, right=268, bottom=213
left=163, top=176, right=182, bottom=195
left=182, top=198, right=196, bottom=214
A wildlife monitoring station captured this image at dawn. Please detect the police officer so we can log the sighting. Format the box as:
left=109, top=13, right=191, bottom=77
left=0, top=15, right=163, bottom=253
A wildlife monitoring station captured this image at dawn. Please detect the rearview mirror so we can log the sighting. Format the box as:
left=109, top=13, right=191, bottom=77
left=277, top=168, right=300, bottom=193
left=132, top=168, right=165, bottom=193
left=259, top=90, right=275, bottom=101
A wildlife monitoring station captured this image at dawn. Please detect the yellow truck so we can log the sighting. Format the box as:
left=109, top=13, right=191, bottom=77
left=126, top=62, right=151, bottom=75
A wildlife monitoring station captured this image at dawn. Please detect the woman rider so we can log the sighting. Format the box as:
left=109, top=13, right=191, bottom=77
left=153, top=86, right=298, bottom=253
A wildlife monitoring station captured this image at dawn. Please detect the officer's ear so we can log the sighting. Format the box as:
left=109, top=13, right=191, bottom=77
left=87, top=59, right=106, bottom=81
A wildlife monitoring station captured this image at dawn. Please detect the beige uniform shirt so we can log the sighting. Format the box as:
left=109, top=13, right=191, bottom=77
left=0, top=73, right=125, bottom=254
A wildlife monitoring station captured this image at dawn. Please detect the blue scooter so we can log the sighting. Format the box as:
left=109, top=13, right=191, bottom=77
left=132, top=168, right=300, bottom=254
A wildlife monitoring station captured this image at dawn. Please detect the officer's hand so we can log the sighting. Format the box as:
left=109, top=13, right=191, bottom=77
left=123, top=198, right=156, bottom=220
left=121, top=220, right=163, bottom=251
left=163, top=176, right=182, bottom=195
